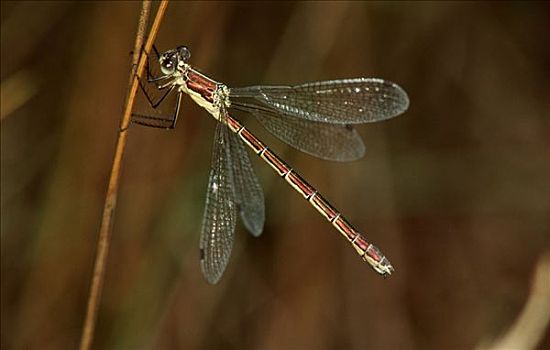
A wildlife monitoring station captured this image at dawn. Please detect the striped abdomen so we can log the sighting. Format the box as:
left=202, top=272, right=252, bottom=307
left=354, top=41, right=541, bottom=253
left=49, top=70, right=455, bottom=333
left=225, top=115, right=394, bottom=276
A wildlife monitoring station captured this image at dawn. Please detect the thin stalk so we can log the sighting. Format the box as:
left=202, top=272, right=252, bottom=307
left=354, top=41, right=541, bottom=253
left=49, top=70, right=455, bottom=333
left=79, top=2, right=169, bottom=350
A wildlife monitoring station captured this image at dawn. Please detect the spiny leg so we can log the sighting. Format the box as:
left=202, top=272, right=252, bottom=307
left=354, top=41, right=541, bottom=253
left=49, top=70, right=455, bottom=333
left=132, top=90, right=183, bottom=129
left=133, top=43, right=171, bottom=108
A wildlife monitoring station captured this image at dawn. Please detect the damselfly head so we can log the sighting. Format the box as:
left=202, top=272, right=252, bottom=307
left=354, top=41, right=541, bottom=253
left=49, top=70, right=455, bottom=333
left=159, top=46, right=191, bottom=75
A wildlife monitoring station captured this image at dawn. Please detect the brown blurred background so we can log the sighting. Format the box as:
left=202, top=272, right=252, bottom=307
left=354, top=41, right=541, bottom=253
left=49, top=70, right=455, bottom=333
left=1, top=1, right=549, bottom=349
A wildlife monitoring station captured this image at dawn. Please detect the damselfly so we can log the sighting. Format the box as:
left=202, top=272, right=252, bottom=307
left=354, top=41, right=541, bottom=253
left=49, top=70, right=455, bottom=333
left=133, top=46, right=409, bottom=284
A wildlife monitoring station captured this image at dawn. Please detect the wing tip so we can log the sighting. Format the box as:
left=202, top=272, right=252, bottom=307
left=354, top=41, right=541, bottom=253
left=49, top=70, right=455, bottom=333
left=392, top=81, right=410, bottom=115
left=200, top=255, right=224, bottom=285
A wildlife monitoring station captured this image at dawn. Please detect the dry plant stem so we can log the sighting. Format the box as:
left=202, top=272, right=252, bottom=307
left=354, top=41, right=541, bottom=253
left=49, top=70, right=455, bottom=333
left=484, top=253, right=550, bottom=350
left=79, top=1, right=169, bottom=350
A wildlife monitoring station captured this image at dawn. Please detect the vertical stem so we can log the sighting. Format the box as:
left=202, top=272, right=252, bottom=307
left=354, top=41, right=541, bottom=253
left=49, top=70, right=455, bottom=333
left=78, top=1, right=169, bottom=350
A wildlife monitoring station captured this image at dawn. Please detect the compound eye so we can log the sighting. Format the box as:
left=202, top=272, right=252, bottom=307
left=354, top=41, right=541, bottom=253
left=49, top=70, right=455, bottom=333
left=159, top=53, right=177, bottom=75
left=177, top=46, right=191, bottom=62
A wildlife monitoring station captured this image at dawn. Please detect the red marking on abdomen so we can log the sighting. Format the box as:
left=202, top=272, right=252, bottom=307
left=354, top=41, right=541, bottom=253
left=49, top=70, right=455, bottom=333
left=364, top=244, right=383, bottom=262
left=261, top=149, right=290, bottom=176
left=309, top=193, right=338, bottom=221
left=225, top=115, right=243, bottom=133
left=352, top=235, right=370, bottom=253
left=239, top=128, right=265, bottom=154
left=285, top=171, right=315, bottom=199
left=221, top=112, right=392, bottom=274
left=332, top=216, right=358, bottom=241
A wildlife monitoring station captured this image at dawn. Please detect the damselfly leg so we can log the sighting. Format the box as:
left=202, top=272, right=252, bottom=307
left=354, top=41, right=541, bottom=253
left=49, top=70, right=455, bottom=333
left=132, top=46, right=183, bottom=129
left=132, top=90, right=182, bottom=129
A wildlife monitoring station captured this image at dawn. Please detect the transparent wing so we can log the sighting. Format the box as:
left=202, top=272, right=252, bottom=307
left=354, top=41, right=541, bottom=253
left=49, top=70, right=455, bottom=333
left=235, top=105, right=365, bottom=161
left=230, top=78, right=409, bottom=124
left=228, top=130, right=265, bottom=237
left=199, top=123, right=237, bottom=284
